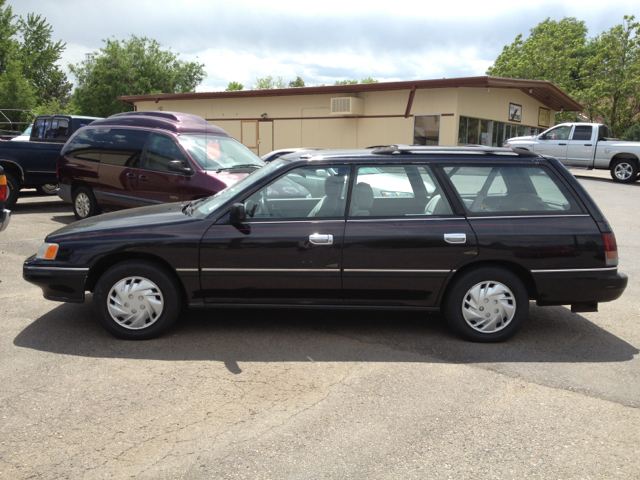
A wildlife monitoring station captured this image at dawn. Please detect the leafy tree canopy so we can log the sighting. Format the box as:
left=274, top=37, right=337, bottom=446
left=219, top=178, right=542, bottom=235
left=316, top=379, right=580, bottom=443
left=289, top=76, right=305, bottom=87
left=335, top=79, right=358, bottom=85
left=253, top=75, right=286, bottom=89
left=487, top=15, right=640, bottom=137
left=226, top=81, right=243, bottom=91
left=69, top=35, right=206, bottom=118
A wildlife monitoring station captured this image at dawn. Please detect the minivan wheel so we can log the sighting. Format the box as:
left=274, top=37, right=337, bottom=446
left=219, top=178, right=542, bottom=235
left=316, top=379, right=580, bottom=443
left=73, top=186, right=100, bottom=219
left=93, top=261, right=182, bottom=340
left=5, top=172, right=19, bottom=209
left=610, top=159, right=638, bottom=183
left=38, top=183, right=59, bottom=195
left=444, top=267, right=528, bottom=342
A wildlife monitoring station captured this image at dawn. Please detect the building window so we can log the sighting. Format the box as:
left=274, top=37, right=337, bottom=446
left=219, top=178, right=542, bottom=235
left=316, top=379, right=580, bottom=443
left=413, top=115, right=440, bottom=145
left=458, top=116, right=544, bottom=147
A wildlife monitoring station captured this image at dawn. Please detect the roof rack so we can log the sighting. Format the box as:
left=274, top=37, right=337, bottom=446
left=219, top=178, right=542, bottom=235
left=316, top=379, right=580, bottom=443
left=371, top=145, right=536, bottom=157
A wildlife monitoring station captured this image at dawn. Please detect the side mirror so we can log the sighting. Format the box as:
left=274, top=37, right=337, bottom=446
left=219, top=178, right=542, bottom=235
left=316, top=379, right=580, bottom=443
left=168, top=160, right=192, bottom=174
left=229, top=203, right=246, bottom=223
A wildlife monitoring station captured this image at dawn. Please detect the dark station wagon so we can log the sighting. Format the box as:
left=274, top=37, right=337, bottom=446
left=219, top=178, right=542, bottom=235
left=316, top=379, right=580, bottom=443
left=24, top=145, right=627, bottom=342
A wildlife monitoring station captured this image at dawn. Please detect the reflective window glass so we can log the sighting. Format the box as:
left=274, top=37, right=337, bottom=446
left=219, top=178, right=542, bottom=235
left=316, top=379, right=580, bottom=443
left=144, top=134, right=187, bottom=171
left=62, top=128, right=109, bottom=162
left=101, top=129, right=149, bottom=167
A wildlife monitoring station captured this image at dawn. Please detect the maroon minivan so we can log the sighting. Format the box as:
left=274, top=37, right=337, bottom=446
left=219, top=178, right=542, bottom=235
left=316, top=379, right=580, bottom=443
left=57, top=111, right=265, bottom=219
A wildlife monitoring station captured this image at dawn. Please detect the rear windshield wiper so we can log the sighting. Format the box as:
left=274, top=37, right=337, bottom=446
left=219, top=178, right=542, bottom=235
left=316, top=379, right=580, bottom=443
left=215, top=164, right=262, bottom=173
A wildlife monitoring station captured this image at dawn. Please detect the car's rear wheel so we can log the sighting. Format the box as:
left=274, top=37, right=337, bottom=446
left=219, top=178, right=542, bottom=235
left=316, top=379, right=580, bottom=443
left=38, top=183, right=59, bottom=195
left=610, top=159, right=638, bottom=183
left=5, top=172, right=19, bottom=209
left=444, top=267, right=528, bottom=342
left=73, top=186, right=100, bottom=219
left=93, top=261, right=182, bottom=340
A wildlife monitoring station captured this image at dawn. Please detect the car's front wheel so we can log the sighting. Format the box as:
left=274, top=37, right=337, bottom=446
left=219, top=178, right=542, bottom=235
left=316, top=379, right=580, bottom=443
left=93, top=261, right=182, bottom=340
left=610, top=159, right=638, bottom=183
left=73, top=186, right=100, bottom=219
left=443, top=267, right=528, bottom=342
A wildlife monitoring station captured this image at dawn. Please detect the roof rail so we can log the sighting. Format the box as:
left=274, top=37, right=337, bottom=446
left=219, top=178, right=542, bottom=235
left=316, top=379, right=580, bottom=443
left=371, top=145, right=533, bottom=157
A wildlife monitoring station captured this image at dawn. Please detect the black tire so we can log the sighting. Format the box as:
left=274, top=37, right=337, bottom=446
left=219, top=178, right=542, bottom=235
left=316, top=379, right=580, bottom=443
left=93, top=260, right=182, bottom=340
left=38, top=183, right=59, bottom=195
left=443, top=267, right=529, bottom=343
left=73, top=186, right=100, bottom=220
left=5, top=172, right=19, bottom=209
left=610, top=159, right=638, bottom=183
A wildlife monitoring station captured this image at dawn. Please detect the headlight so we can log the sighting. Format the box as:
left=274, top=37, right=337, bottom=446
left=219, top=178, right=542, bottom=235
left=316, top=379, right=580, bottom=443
left=36, top=242, right=59, bottom=260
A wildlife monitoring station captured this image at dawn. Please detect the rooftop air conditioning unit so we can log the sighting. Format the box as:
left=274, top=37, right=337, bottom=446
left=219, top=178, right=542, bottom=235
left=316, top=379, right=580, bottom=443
left=330, top=97, right=364, bottom=116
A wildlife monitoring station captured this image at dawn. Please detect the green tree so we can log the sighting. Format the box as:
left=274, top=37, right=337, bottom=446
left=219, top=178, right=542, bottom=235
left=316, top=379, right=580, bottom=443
left=0, top=0, right=17, bottom=75
left=289, top=76, right=305, bottom=87
left=360, top=77, right=378, bottom=83
left=226, top=81, right=243, bottom=91
left=253, top=75, right=286, bottom=89
left=0, top=57, right=36, bottom=120
left=334, top=79, right=358, bottom=85
left=580, top=15, right=640, bottom=137
left=69, top=35, right=206, bottom=117
left=623, top=123, right=640, bottom=141
left=487, top=17, right=588, bottom=94
left=18, top=13, right=72, bottom=106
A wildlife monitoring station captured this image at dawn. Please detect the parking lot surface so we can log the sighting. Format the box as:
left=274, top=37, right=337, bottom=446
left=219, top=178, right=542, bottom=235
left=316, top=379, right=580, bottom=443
left=1, top=171, right=639, bottom=479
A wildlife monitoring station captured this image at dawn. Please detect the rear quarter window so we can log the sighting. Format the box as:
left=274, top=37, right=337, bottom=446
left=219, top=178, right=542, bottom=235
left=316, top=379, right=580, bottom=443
left=443, top=164, right=583, bottom=215
left=62, top=128, right=109, bottom=162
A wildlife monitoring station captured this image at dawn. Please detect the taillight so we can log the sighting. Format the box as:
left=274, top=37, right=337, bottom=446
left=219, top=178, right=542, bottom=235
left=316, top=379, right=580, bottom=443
left=0, top=174, right=7, bottom=202
left=602, top=232, right=618, bottom=266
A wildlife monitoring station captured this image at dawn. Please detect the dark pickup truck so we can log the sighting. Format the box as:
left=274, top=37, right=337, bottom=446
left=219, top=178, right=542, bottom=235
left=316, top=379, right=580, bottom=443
left=0, top=114, right=100, bottom=208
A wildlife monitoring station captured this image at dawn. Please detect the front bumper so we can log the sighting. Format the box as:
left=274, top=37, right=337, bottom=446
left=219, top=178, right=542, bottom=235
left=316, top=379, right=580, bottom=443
left=23, top=260, right=88, bottom=303
left=0, top=208, right=10, bottom=232
left=533, top=268, right=628, bottom=306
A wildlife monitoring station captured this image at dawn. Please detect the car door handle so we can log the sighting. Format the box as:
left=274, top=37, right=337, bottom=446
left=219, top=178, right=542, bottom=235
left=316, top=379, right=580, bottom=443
left=444, top=233, right=466, bottom=244
left=126, top=173, right=136, bottom=179
left=309, top=234, right=333, bottom=245
left=584, top=144, right=592, bottom=146
left=139, top=175, right=149, bottom=182
left=558, top=143, right=567, bottom=145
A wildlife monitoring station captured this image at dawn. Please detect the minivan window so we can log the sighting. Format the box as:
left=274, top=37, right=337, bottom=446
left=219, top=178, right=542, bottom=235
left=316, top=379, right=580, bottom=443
left=144, top=134, right=187, bottom=171
left=63, top=128, right=110, bottom=162
left=444, top=165, right=582, bottom=214
left=101, top=129, right=149, bottom=167
left=178, top=135, right=263, bottom=171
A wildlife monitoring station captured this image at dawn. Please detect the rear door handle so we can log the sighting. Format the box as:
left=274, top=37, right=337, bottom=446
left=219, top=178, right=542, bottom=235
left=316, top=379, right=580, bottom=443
left=584, top=144, right=592, bottom=146
left=558, top=143, right=567, bottom=145
left=444, top=233, right=466, bottom=244
left=309, top=234, right=333, bottom=245
left=139, top=175, right=149, bottom=182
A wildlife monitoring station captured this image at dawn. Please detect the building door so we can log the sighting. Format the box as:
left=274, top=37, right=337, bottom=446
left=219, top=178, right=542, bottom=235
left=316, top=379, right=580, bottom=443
left=258, top=121, right=273, bottom=157
left=241, top=120, right=258, bottom=155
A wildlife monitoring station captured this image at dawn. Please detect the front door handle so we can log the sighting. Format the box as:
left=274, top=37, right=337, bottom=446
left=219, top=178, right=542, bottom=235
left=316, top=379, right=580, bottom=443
left=558, top=143, right=567, bottom=145
left=444, top=233, right=466, bottom=244
left=126, top=173, right=136, bottom=179
left=309, top=234, right=333, bottom=245
left=584, top=143, right=592, bottom=146
left=139, top=175, right=149, bottom=182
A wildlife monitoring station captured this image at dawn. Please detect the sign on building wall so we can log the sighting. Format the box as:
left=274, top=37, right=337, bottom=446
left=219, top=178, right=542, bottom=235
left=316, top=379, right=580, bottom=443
left=538, top=107, right=550, bottom=128
left=509, top=103, right=522, bottom=123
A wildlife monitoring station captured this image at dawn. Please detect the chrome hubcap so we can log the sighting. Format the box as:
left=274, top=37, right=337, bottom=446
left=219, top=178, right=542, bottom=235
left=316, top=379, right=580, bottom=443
left=75, top=193, right=90, bottom=217
left=106, top=276, right=164, bottom=330
left=614, top=163, right=633, bottom=180
left=461, top=281, right=516, bottom=333
left=41, top=183, right=59, bottom=194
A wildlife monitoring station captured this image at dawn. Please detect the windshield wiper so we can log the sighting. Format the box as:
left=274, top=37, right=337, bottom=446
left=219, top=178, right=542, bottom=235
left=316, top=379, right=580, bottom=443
left=184, top=197, right=208, bottom=216
left=215, top=164, right=261, bottom=173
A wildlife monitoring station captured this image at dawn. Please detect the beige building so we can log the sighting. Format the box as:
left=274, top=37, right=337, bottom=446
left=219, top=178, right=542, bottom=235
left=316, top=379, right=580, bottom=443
left=118, top=76, right=582, bottom=157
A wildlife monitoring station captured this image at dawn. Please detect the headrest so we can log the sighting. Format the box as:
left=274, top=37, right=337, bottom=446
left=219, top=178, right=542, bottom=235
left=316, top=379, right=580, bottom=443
left=354, top=182, right=374, bottom=208
left=324, top=176, right=343, bottom=197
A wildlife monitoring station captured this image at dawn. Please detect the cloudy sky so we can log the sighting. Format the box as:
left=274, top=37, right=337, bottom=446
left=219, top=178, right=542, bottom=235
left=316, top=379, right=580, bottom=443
left=11, top=0, right=639, bottom=92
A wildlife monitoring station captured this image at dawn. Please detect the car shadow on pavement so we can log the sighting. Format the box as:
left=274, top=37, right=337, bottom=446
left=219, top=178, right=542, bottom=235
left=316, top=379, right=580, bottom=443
left=14, top=298, right=639, bottom=373
left=573, top=174, right=640, bottom=187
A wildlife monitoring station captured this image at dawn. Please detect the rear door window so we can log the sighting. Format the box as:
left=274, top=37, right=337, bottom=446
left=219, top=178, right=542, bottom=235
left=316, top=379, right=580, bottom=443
left=101, top=129, right=149, bottom=167
left=571, top=126, right=593, bottom=141
left=348, top=165, right=453, bottom=217
left=443, top=165, right=583, bottom=214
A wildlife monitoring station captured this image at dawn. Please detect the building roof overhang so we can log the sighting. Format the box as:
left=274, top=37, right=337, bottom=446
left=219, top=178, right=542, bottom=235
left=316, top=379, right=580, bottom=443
left=118, top=76, right=583, bottom=112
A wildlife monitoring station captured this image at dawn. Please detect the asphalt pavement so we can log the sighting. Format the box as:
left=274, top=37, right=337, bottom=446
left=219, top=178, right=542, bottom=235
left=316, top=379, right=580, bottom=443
left=0, top=172, right=638, bottom=479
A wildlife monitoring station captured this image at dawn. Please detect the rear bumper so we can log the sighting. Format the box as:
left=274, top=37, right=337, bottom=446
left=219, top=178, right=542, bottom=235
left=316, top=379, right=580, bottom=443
left=0, top=208, right=10, bottom=232
left=23, top=262, right=88, bottom=303
left=57, top=183, right=72, bottom=203
left=533, top=268, right=628, bottom=306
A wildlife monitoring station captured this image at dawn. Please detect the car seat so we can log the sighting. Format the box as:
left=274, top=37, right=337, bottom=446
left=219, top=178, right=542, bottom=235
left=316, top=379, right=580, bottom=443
left=350, top=182, right=374, bottom=216
left=307, top=176, right=344, bottom=217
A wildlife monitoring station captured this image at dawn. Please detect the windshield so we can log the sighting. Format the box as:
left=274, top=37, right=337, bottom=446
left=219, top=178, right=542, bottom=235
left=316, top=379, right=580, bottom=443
left=190, top=159, right=290, bottom=218
left=178, top=135, right=264, bottom=171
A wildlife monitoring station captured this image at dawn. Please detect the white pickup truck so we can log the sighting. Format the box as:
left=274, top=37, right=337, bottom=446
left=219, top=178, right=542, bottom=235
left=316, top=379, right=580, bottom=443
left=504, top=123, right=640, bottom=183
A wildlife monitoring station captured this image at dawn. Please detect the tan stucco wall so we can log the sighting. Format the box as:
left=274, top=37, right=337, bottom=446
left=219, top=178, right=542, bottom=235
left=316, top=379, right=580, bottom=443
left=134, top=86, right=554, bottom=151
